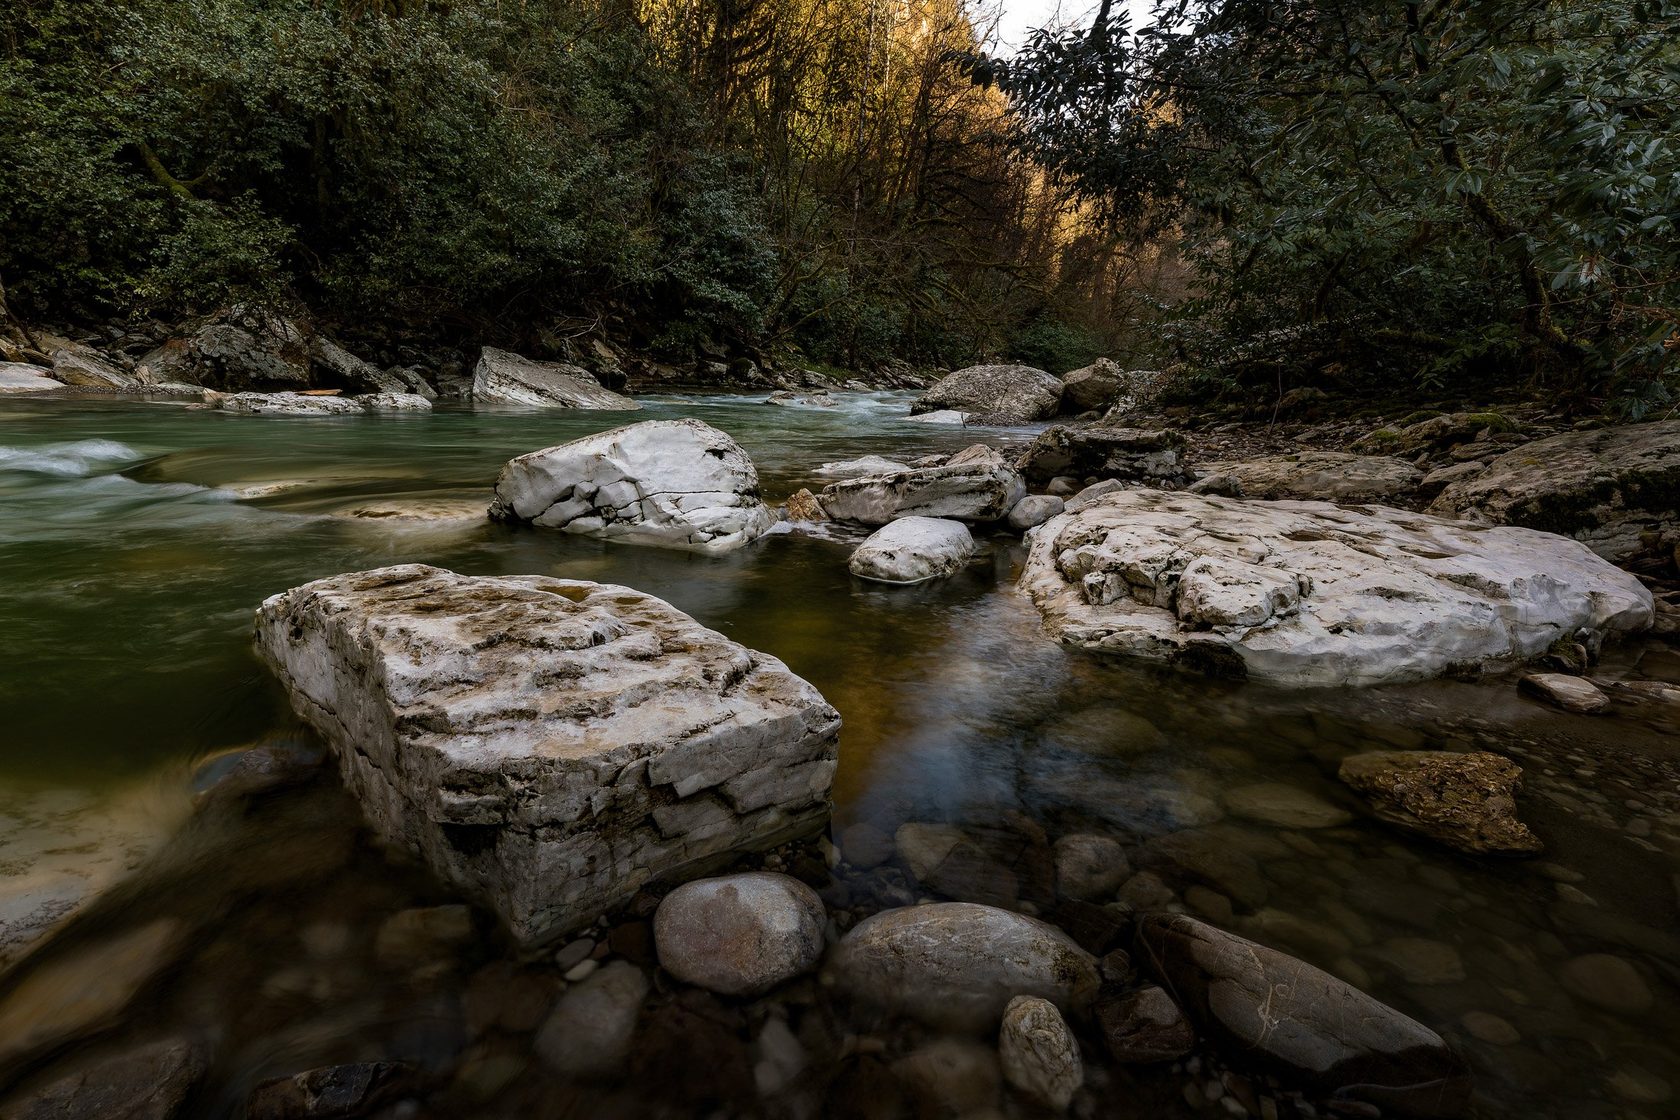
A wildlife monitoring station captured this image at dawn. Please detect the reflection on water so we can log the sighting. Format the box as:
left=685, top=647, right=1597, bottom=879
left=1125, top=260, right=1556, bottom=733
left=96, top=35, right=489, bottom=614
left=0, top=395, right=1676, bottom=1117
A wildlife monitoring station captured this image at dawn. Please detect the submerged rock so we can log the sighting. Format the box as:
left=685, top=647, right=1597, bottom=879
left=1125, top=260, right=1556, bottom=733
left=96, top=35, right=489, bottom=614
left=1134, top=913, right=1471, bottom=1117
left=818, top=444, right=1025, bottom=526
left=0, top=1036, right=206, bottom=1120
left=1017, top=426, right=1188, bottom=487
left=1019, top=490, right=1652, bottom=685
left=1519, top=672, right=1609, bottom=714
left=1429, top=420, right=1680, bottom=564
left=489, top=418, right=775, bottom=553
left=1198, top=452, right=1422, bottom=503
left=848, top=517, right=975, bottom=584
left=827, top=902, right=1100, bottom=1031
left=1337, top=751, right=1542, bottom=855
left=469, top=346, right=639, bottom=409
left=911, top=363, right=1062, bottom=424
left=1096, top=985, right=1195, bottom=1063
left=253, top=564, right=840, bottom=945
left=653, top=873, right=825, bottom=996
left=247, top=1062, right=415, bottom=1120
left=998, top=995, right=1083, bottom=1110
left=534, top=961, right=650, bottom=1078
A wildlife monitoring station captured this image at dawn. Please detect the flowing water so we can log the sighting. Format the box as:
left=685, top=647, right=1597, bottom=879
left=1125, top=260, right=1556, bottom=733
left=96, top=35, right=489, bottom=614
left=0, top=394, right=1677, bottom=1118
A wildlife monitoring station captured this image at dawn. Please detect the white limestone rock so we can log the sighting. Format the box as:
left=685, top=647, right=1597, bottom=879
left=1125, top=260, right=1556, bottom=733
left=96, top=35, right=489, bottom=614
left=813, top=455, right=912, bottom=478
left=0, top=363, right=61, bottom=394
left=848, top=517, right=976, bottom=584
left=653, top=872, right=825, bottom=995
left=911, top=364, right=1062, bottom=424
left=253, top=564, right=841, bottom=945
left=489, top=418, right=775, bottom=553
left=470, top=346, right=640, bottom=410
left=819, top=444, right=1026, bottom=526
left=1020, top=490, right=1653, bottom=686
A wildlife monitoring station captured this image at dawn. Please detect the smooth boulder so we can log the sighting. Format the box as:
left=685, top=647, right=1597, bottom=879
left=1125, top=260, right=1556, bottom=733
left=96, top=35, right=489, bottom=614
left=1429, top=420, right=1680, bottom=564
left=1135, top=913, right=1471, bottom=1117
left=1337, top=751, right=1542, bottom=855
left=1006, top=495, right=1065, bottom=532
left=653, top=872, right=825, bottom=996
left=819, top=444, right=1025, bottom=526
left=253, top=564, right=841, bottom=945
left=470, top=346, right=639, bottom=410
left=848, top=517, right=975, bottom=584
left=534, top=961, right=649, bottom=1078
left=911, top=364, right=1062, bottom=424
left=1020, top=490, right=1653, bottom=686
left=489, top=418, right=775, bottom=553
left=1018, top=426, right=1188, bottom=487
left=827, top=902, right=1100, bottom=1031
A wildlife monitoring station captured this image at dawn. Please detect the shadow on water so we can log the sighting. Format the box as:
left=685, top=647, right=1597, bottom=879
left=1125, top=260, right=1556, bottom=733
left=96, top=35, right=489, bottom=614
left=0, top=396, right=1676, bottom=1117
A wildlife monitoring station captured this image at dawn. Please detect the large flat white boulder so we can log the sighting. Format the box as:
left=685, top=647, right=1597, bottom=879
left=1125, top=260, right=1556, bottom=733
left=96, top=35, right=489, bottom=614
left=911, top=364, right=1062, bottom=424
left=819, top=444, right=1025, bottom=526
left=489, top=418, right=775, bottom=553
left=0, top=363, right=61, bottom=394
left=254, top=564, right=841, bottom=945
left=849, top=517, right=976, bottom=583
left=1020, top=490, right=1652, bottom=685
left=471, top=346, right=638, bottom=409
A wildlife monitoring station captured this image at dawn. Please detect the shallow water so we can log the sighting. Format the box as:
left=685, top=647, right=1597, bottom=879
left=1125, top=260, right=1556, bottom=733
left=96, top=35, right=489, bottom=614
left=0, top=394, right=1676, bottom=1118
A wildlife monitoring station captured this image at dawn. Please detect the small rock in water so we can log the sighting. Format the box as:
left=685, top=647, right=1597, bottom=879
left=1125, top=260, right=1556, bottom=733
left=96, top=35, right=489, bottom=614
left=374, top=905, right=474, bottom=968
left=1367, top=937, right=1466, bottom=985
left=553, top=937, right=594, bottom=972
left=998, top=995, right=1083, bottom=1110
left=534, top=960, right=649, bottom=1079
left=1097, top=985, right=1195, bottom=1063
left=848, top=517, right=976, bottom=584
left=1459, top=1011, right=1520, bottom=1045
left=653, top=873, right=826, bottom=996
left=247, top=1062, right=415, bottom=1120
left=1222, top=783, right=1352, bottom=829
left=1558, top=953, right=1653, bottom=1016
left=1006, top=494, right=1064, bottom=532
left=1518, top=672, right=1609, bottom=714
left=1054, top=833, right=1130, bottom=901
left=1046, top=476, right=1080, bottom=497
left=783, top=488, right=826, bottom=522
left=1337, top=750, right=1543, bottom=855
left=895, top=822, right=967, bottom=881
left=891, top=1038, right=1002, bottom=1115
left=1117, top=871, right=1176, bottom=909
left=837, top=822, right=895, bottom=869
left=827, top=902, right=1100, bottom=1031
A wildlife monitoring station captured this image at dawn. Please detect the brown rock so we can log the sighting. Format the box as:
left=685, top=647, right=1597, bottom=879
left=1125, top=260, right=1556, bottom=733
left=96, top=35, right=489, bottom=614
left=784, top=489, right=827, bottom=522
left=1097, top=985, right=1195, bottom=1063
left=1338, top=751, right=1542, bottom=856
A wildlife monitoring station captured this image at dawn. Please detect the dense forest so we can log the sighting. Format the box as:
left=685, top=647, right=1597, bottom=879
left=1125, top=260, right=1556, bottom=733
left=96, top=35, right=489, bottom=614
left=2, top=0, right=1677, bottom=406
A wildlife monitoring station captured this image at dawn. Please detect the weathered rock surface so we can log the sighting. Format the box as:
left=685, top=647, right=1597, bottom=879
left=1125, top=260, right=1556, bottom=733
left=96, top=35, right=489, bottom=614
left=814, top=455, right=911, bottom=478
left=247, top=1063, right=415, bottom=1120
left=998, top=995, right=1083, bottom=1110
left=1199, top=452, right=1422, bottom=503
left=470, top=346, right=639, bottom=409
left=1519, top=672, right=1609, bottom=714
left=0, top=364, right=61, bottom=394
left=818, top=444, right=1025, bottom=526
left=207, top=391, right=431, bottom=416
left=1006, top=495, right=1064, bottom=532
left=848, top=517, right=975, bottom=584
left=138, top=311, right=314, bottom=391
left=0, top=1037, right=206, bottom=1120
left=654, top=873, right=825, bottom=995
left=1053, top=833, right=1129, bottom=901
left=1337, top=751, right=1542, bottom=855
left=912, top=364, right=1062, bottom=424
left=1020, top=490, right=1652, bottom=685
left=827, top=902, right=1100, bottom=1031
left=253, top=564, right=841, bottom=945
left=1018, top=426, right=1188, bottom=487
left=534, top=961, right=649, bottom=1078
left=1429, top=420, right=1680, bottom=564
left=489, top=419, right=775, bottom=553
left=1058, top=358, right=1130, bottom=414
left=1135, top=914, right=1471, bottom=1117
left=783, top=489, right=826, bottom=521
left=51, top=347, right=138, bottom=390
left=1097, top=985, right=1195, bottom=1063
left=906, top=409, right=972, bottom=425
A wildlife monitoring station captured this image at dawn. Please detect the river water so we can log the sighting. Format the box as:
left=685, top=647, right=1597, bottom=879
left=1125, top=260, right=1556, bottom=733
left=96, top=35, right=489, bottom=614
left=0, top=393, right=1676, bottom=1118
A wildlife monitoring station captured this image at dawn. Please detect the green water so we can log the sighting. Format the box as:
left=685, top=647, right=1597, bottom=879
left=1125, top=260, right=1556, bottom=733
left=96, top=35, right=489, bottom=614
left=0, top=394, right=1676, bottom=1118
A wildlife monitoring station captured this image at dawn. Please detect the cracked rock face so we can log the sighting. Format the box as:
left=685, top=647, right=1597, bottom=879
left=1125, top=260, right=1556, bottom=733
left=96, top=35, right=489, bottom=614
left=1020, top=490, right=1652, bottom=686
left=253, top=564, right=841, bottom=945
left=911, top=363, right=1062, bottom=424
left=1135, top=913, right=1470, bottom=1117
left=1018, top=426, right=1189, bottom=487
left=1338, top=750, right=1542, bottom=855
left=490, top=418, right=775, bottom=553
left=470, top=346, right=639, bottom=410
left=1429, top=420, right=1680, bottom=564
left=818, top=444, right=1026, bottom=526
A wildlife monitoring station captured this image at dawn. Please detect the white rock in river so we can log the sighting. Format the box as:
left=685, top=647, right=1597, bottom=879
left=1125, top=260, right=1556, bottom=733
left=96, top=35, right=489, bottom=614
left=253, top=564, right=841, bottom=945
left=912, top=363, right=1062, bottom=423
left=819, top=444, right=1026, bottom=526
left=207, top=391, right=432, bottom=415
left=906, top=409, right=972, bottom=425
left=1020, top=489, right=1652, bottom=685
left=999, top=995, right=1084, bottom=1111
left=827, top=902, right=1100, bottom=1031
left=814, top=455, right=912, bottom=478
left=0, top=363, right=61, bottom=394
left=653, top=872, right=825, bottom=995
left=489, top=418, right=775, bottom=553
left=848, top=517, right=976, bottom=584
left=1007, top=494, right=1065, bottom=531
left=470, top=346, right=639, bottom=409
